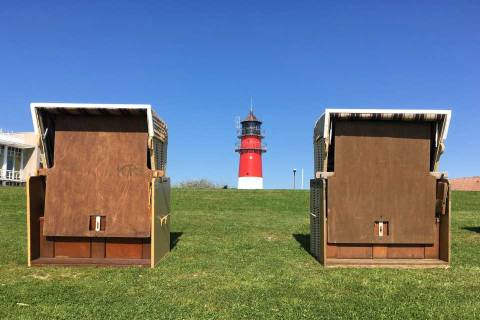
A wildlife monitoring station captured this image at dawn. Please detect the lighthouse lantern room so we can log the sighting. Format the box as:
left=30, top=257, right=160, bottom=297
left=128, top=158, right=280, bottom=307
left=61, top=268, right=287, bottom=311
left=236, top=109, right=266, bottom=189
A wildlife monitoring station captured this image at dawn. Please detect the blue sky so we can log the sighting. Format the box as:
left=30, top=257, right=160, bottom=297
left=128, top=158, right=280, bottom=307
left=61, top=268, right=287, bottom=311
left=0, top=1, right=479, bottom=188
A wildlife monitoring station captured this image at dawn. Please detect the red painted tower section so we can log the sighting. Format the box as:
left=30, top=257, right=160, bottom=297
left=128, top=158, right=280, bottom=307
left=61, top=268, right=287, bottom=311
left=235, top=110, right=266, bottom=189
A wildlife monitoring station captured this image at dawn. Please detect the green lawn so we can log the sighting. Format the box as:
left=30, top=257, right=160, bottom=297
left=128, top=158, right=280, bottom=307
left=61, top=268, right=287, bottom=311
left=0, top=187, right=479, bottom=319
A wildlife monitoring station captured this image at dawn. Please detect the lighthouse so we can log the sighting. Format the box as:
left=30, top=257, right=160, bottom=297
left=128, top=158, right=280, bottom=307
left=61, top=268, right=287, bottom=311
left=235, top=108, right=266, bottom=189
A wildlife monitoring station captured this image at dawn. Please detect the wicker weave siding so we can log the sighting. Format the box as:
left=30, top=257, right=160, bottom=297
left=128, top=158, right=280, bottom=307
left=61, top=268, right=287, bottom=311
left=150, top=110, right=168, bottom=172
left=310, top=178, right=324, bottom=263
left=152, top=114, right=168, bottom=143
left=313, top=137, right=326, bottom=174
left=153, top=138, right=168, bottom=171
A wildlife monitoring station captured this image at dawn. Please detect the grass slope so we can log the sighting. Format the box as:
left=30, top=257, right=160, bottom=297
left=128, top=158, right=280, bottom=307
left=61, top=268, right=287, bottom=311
left=0, top=187, right=479, bottom=319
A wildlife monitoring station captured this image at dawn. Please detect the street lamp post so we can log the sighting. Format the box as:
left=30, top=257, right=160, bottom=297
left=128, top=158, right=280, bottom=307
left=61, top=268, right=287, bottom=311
left=293, top=168, right=297, bottom=190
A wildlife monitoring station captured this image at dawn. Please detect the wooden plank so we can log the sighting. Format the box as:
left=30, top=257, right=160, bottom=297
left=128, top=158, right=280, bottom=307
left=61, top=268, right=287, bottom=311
left=439, top=181, right=451, bottom=262
left=105, top=238, right=143, bottom=259
left=39, top=218, right=54, bottom=258
left=153, top=216, right=170, bottom=266
left=151, top=178, right=171, bottom=267
left=326, top=243, right=438, bottom=259
left=425, top=221, right=440, bottom=259
left=91, top=238, right=106, bottom=259
left=151, top=179, right=156, bottom=268
left=26, top=176, right=46, bottom=266
left=373, top=245, right=388, bottom=259
left=26, top=177, right=33, bottom=266
left=31, top=257, right=150, bottom=267
left=327, top=121, right=437, bottom=244
left=326, top=258, right=449, bottom=269
left=326, top=244, right=337, bottom=258
left=436, top=181, right=449, bottom=216
left=387, top=245, right=425, bottom=259
left=54, top=238, right=91, bottom=258
left=43, top=114, right=152, bottom=238
left=142, top=240, right=151, bottom=259
left=337, top=245, right=373, bottom=259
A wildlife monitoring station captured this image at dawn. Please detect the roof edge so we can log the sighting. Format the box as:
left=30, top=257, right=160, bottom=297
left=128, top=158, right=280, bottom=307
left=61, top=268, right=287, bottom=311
left=320, top=108, right=451, bottom=140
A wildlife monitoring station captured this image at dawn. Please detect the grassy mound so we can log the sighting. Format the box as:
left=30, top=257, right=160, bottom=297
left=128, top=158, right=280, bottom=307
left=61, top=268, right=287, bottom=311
left=0, top=187, right=479, bottom=319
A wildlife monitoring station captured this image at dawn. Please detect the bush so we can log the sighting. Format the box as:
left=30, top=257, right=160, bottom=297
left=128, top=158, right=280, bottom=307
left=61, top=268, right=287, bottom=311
left=176, top=179, right=223, bottom=189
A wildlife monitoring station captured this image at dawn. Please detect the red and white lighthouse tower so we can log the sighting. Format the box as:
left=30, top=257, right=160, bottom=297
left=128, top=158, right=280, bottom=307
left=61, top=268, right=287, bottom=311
left=235, top=108, right=266, bottom=189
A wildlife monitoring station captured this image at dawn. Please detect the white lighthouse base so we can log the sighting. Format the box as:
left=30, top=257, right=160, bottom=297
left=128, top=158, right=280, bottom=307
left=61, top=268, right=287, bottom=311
left=238, top=177, right=264, bottom=189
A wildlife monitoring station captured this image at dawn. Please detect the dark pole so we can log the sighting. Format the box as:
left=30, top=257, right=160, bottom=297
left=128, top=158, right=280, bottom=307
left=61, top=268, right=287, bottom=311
left=293, top=169, right=297, bottom=189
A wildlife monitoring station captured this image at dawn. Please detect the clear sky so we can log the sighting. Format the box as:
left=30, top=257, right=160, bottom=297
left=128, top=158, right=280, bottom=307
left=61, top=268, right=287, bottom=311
left=1, top=1, right=479, bottom=188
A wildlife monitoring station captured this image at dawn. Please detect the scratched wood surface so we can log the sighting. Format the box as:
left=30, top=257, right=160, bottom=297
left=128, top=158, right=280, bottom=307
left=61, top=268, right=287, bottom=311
left=43, top=114, right=152, bottom=237
left=327, top=120, right=437, bottom=244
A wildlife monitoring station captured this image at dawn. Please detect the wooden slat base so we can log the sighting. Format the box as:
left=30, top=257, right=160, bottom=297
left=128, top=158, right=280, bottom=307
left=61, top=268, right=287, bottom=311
left=326, top=258, right=449, bottom=269
left=31, top=257, right=150, bottom=267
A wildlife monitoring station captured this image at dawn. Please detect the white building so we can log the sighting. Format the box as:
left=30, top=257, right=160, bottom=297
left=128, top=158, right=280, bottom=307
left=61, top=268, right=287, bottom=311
left=0, top=131, right=39, bottom=186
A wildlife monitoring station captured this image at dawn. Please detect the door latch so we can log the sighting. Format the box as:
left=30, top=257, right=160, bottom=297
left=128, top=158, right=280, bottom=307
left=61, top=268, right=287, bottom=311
left=90, top=215, right=105, bottom=231
left=375, top=221, right=389, bottom=238
left=95, top=216, right=101, bottom=231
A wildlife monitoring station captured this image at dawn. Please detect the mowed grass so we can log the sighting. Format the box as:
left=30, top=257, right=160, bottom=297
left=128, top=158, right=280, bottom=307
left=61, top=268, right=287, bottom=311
left=0, top=187, right=480, bottom=319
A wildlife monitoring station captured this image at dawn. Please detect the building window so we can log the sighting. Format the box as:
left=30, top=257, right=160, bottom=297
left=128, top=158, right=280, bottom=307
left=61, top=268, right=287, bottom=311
left=5, top=147, right=22, bottom=180
left=0, top=145, right=4, bottom=166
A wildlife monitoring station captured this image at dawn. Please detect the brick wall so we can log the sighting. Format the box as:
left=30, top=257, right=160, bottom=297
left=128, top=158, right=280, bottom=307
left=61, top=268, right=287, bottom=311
left=450, top=177, right=480, bottom=191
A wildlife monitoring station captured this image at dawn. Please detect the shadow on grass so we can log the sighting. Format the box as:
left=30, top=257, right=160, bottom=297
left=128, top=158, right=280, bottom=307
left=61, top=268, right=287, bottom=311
left=292, top=234, right=312, bottom=256
left=463, top=227, right=480, bottom=233
left=171, top=232, right=183, bottom=250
